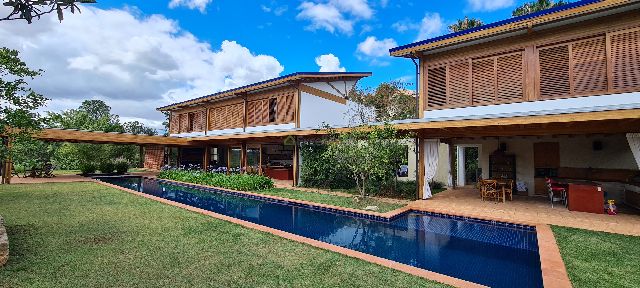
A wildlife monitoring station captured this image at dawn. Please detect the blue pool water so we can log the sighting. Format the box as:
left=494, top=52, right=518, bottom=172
left=97, top=176, right=543, bottom=288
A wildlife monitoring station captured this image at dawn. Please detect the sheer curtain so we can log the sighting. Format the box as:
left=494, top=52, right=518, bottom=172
left=627, top=133, right=640, bottom=169
left=423, top=139, right=440, bottom=199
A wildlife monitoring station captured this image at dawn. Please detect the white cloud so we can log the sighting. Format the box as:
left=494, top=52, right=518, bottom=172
left=416, top=13, right=445, bottom=41
left=356, top=36, right=397, bottom=57
left=391, top=13, right=445, bottom=41
left=466, top=0, right=514, bottom=12
left=261, top=4, right=288, bottom=16
left=168, top=0, right=212, bottom=13
left=315, top=54, right=346, bottom=72
left=296, top=0, right=373, bottom=35
left=0, top=6, right=283, bottom=129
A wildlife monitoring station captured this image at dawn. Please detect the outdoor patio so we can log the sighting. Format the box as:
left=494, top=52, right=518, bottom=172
left=411, top=188, right=640, bottom=236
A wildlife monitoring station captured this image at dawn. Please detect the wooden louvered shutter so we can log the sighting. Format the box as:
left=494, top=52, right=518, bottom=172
left=496, top=52, right=524, bottom=103
left=232, top=103, right=244, bottom=128
left=572, top=37, right=607, bottom=94
left=538, top=44, right=571, bottom=99
left=472, top=57, right=495, bottom=105
left=169, top=113, right=179, bottom=134
left=610, top=27, right=640, bottom=92
left=447, top=61, right=471, bottom=106
left=179, top=114, right=188, bottom=133
left=427, top=66, right=446, bottom=108
left=277, top=92, right=295, bottom=123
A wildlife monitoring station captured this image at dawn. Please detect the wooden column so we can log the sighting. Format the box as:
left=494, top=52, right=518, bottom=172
left=203, top=146, right=210, bottom=171
left=241, top=142, right=247, bottom=174
left=416, top=137, right=424, bottom=199
left=2, top=138, right=12, bottom=184
left=292, top=136, right=299, bottom=187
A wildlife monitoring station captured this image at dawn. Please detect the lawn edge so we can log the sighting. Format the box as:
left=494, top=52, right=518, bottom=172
left=94, top=179, right=485, bottom=288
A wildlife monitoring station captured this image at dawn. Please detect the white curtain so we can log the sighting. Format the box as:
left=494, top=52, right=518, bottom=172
left=627, top=133, right=640, bottom=169
left=423, top=139, right=440, bottom=199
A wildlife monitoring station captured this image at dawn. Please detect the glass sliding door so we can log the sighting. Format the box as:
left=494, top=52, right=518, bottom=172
left=246, top=145, right=262, bottom=175
left=228, top=146, right=242, bottom=173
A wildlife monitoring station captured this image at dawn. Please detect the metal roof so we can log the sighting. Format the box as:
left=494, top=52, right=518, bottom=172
left=157, top=72, right=372, bottom=111
left=389, top=0, right=636, bottom=57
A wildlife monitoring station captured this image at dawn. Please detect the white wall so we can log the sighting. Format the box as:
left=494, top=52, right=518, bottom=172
left=299, top=91, right=350, bottom=129
left=246, top=123, right=296, bottom=133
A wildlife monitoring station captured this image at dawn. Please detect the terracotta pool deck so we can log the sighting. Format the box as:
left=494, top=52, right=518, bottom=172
left=411, top=188, right=640, bottom=237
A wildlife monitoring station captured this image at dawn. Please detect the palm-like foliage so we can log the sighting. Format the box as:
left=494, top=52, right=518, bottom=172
left=448, top=16, right=485, bottom=33
left=512, top=0, right=570, bottom=17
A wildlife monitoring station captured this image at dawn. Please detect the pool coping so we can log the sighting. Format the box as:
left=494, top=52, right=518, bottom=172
left=94, top=178, right=572, bottom=288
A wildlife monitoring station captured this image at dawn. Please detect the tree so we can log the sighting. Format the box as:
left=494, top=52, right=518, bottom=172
left=45, top=100, right=156, bottom=169
left=325, top=125, right=407, bottom=198
left=0, top=48, right=48, bottom=166
left=123, top=121, right=157, bottom=136
left=1, top=0, right=96, bottom=23
left=448, top=16, right=485, bottom=32
left=348, top=81, right=416, bottom=124
left=512, top=0, right=569, bottom=17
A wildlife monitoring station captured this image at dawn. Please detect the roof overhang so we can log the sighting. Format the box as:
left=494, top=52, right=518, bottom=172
left=35, top=129, right=194, bottom=146
left=389, top=0, right=640, bottom=58
left=157, top=72, right=372, bottom=112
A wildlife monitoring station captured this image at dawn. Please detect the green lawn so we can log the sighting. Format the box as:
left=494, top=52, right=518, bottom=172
left=552, top=225, right=640, bottom=288
left=0, top=182, right=446, bottom=288
left=254, top=188, right=406, bottom=213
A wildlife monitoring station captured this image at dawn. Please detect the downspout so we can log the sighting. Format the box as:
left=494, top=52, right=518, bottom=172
left=411, top=55, right=421, bottom=199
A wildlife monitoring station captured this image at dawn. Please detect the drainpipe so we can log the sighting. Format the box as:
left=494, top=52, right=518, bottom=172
left=411, top=55, right=421, bottom=198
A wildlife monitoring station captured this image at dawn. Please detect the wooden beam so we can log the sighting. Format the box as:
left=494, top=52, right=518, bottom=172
left=34, top=129, right=195, bottom=146
left=299, top=84, right=347, bottom=104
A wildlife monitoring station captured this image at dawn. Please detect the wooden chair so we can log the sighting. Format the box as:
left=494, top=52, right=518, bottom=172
left=481, top=180, right=501, bottom=202
left=503, top=179, right=514, bottom=201
left=545, top=178, right=566, bottom=208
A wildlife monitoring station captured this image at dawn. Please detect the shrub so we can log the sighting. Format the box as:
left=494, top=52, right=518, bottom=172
left=79, top=163, right=97, bottom=175
left=114, top=161, right=129, bottom=174
left=158, top=169, right=274, bottom=191
left=98, top=162, right=115, bottom=174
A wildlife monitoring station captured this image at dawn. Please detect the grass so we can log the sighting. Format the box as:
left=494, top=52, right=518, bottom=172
left=0, top=182, right=446, bottom=288
left=552, top=225, right=640, bottom=287
left=254, top=188, right=406, bottom=213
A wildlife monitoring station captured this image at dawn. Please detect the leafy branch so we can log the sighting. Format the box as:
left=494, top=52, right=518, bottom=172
left=1, top=0, right=96, bottom=23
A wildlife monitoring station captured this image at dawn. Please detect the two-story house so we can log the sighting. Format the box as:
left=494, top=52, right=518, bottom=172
left=389, top=0, right=640, bottom=204
left=152, top=72, right=371, bottom=185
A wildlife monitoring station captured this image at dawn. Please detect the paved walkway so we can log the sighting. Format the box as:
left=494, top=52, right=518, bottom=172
left=410, top=188, right=640, bottom=236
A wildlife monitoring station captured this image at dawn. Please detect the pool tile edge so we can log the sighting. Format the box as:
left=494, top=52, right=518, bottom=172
left=536, top=224, right=572, bottom=288
left=94, top=179, right=488, bottom=288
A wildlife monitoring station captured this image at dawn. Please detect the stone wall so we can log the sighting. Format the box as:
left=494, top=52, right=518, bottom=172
left=0, top=215, right=8, bottom=267
left=143, top=145, right=165, bottom=171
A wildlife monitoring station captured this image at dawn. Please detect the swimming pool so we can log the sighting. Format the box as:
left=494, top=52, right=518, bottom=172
left=97, top=176, right=543, bottom=288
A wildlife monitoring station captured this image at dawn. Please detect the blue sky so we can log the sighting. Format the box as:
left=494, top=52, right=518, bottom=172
left=0, top=0, right=534, bottom=128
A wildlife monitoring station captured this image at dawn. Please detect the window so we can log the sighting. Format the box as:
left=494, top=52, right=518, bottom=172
left=268, top=98, right=277, bottom=123
left=187, top=112, right=196, bottom=132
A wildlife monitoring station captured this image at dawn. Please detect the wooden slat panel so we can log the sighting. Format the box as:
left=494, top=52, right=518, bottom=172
left=539, top=44, right=571, bottom=98
left=610, top=28, right=640, bottom=92
left=497, top=52, right=524, bottom=103
left=447, top=61, right=471, bottom=106
left=179, top=113, right=188, bottom=133
left=169, top=112, right=179, bottom=134
left=471, top=57, right=495, bottom=105
left=208, top=104, right=243, bottom=130
left=572, top=36, right=608, bottom=94
left=426, top=66, right=446, bottom=108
